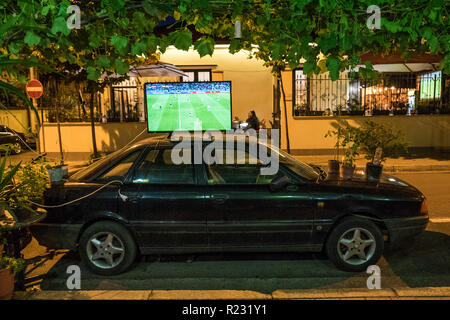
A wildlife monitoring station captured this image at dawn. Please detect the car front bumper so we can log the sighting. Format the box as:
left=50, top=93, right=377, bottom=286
left=384, top=215, right=429, bottom=248
left=29, top=223, right=82, bottom=251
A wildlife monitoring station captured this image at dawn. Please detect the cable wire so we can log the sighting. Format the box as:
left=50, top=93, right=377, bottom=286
left=26, top=179, right=123, bottom=209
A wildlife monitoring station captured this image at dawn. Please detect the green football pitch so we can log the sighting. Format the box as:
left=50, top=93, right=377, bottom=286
left=146, top=92, right=231, bottom=131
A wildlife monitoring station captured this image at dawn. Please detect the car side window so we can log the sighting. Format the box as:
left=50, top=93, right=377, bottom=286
left=95, top=150, right=142, bottom=182
left=206, top=150, right=281, bottom=185
left=132, top=148, right=195, bottom=184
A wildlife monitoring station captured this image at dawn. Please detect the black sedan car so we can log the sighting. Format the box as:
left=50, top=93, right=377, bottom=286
left=0, top=125, right=35, bottom=153
left=31, top=137, right=429, bottom=275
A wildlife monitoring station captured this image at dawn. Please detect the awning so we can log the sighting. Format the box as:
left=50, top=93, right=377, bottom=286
left=101, top=61, right=188, bottom=79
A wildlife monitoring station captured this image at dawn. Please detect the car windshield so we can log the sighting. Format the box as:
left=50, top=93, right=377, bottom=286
left=69, top=148, right=132, bottom=181
left=267, top=144, right=319, bottom=181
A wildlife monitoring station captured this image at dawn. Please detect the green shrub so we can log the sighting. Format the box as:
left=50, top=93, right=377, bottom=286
left=358, top=120, right=408, bottom=164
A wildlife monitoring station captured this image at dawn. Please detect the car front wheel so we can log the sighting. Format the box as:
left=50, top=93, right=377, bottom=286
left=13, top=142, right=22, bottom=154
left=325, top=217, right=384, bottom=272
left=79, top=221, right=137, bottom=275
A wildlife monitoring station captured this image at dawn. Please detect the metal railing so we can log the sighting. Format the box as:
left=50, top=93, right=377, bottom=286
left=293, top=70, right=448, bottom=116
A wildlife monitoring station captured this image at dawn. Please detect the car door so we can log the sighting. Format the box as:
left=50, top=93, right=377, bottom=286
left=122, top=146, right=208, bottom=252
left=204, top=149, right=315, bottom=250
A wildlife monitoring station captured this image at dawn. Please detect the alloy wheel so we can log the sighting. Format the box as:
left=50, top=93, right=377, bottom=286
left=86, top=232, right=125, bottom=269
left=337, top=227, right=376, bottom=266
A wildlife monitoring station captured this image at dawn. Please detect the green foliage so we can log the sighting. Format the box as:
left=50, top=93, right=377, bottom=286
left=13, top=159, right=50, bottom=205
left=358, top=120, right=409, bottom=164
left=0, top=0, right=447, bottom=114
left=0, top=256, right=25, bottom=274
left=0, top=150, right=49, bottom=216
left=326, top=119, right=362, bottom=167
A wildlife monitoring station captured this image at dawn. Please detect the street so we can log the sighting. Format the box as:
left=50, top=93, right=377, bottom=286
left=21, top=170, right=450, bottom=293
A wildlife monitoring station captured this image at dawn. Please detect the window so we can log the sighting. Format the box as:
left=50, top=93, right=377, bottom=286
left=293, top=69, right=353, bottom=114
left=110, top=78, right=140, bottom=122
left=181, top=69, right=211, bottom=82
left=95, top=150, right=142, bottom=182
left=206, top=150, right=281, bottom=185
left=132, top=148, right=195, bottom=184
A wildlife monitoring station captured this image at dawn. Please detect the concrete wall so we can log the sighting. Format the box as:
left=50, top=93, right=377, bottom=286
left=0, top=109, right=31, bottom=133
left=159, top=46, right=275, bottom=126
left=39, top=113, right=450, bottom=160
left=39, top=122, right=160, bottom=160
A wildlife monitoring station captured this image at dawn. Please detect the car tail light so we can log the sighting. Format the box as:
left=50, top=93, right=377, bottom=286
left=420, top=199, right=428, bottom=215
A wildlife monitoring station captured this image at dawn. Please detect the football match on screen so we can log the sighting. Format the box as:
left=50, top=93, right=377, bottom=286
left=145, top=81, right=232, bottom=132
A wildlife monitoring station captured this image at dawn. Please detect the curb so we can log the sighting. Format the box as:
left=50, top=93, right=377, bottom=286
left=12, top=287, right=450, bottom=300
left=310, top=163, right=450, bottom=173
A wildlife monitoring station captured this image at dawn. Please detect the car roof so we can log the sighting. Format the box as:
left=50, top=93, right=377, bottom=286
left=133, top=133, right=260, bottom=149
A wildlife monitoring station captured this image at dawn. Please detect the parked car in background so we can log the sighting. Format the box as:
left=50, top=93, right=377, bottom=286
left=30, top=137, right=428, bottom=275
left=0, top=125, right=36, bottom=153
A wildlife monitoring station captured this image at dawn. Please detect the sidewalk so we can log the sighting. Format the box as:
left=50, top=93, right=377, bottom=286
left=13, top=287, right=450, bottom=300
left=293, top=155, right=450, bottom=172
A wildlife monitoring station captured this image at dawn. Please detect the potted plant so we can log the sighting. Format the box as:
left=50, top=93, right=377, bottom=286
left=325, top=124, right=343, bottom=174
left=0, top=255, right=25, bottom=300
left=348, top=98, right=364, bottom=115
left=358, top=120, right=408, bottom=181
left=326, top=119, right=361, bottom=178
left=0, top=149, right=49, bottom=299
left=340, top=125, right=361, bottom=180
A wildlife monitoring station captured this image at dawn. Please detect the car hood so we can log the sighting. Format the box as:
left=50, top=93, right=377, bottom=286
left=321, top=170, right=423, bottom=196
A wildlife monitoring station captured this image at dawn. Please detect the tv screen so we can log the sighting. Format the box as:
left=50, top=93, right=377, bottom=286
left=420, top=71, right=441, bottom=100
left=145, top=81, right=232, bottom=132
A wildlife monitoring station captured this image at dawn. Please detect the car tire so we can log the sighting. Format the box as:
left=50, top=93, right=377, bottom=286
left=79, top=221, right=137, bottom=276
left=325, top=217, right=384, bottom=272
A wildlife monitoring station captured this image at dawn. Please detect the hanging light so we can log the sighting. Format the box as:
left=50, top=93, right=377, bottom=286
left=234, top=20, right=242, bottom=39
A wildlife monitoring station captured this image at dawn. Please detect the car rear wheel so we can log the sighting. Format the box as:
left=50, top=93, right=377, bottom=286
left=325, top=217, right=384, bottom=272
left=79, top=221, right=137, bottom=276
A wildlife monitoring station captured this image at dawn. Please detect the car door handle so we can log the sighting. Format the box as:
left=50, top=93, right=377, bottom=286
left=211, top=194, right=229, bottom=204
left=286, top=185, right=298, bottom=192
left=127, top=196, right=141, bottom=204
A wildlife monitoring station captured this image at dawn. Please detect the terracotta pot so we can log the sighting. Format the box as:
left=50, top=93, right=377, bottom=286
left=341, top=165, right=355, bottom=180
left=0, top=243, right=3, bottom=259
left=328, top=160, right=340, bottom=174
left=0, top=268, right=14, bottom=300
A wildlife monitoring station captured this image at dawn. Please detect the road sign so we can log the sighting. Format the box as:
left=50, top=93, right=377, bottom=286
left=26, top=79, right=43, bottom=99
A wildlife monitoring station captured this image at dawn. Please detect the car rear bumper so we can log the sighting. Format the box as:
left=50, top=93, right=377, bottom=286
left=384, top=215, right=429, bottom=248
left=29, top=223, right=82, bottom=251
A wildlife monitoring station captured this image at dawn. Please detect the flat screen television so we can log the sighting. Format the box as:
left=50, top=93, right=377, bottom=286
left=419, top=71, right=441, bottom=100
left=145, top=81, right=232, bottom=132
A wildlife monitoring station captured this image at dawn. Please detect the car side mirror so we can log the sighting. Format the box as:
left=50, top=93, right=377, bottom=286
left=269, top=175, right=291, bottom=192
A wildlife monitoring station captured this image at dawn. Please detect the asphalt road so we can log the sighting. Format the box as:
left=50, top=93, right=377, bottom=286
left=392, top=171, right=450, bottom=221
left=19, top=170, right=450, bottom=293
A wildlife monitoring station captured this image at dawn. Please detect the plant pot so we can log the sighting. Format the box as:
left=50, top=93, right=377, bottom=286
left=0, top=268, right=14, bottom=300
left=366, top=162, right=383, bottom=181
left=48, top=165, right=68, bottom=183
left=328, top=160, right=340, bottom=174
left=341, top=164, right=355, bottom=180
left=0, top=244, right=3, bottom=259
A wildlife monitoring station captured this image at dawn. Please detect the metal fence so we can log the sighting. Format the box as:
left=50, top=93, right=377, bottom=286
left=293, top=69, right=449, bottom=116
